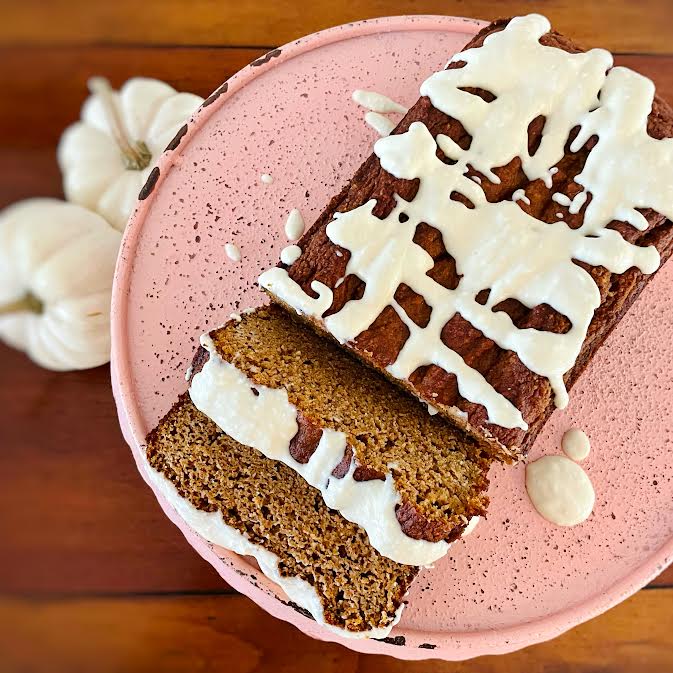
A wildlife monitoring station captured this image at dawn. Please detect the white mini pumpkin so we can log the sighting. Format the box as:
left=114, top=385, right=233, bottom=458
left=0, top=199, right=121, bottom=371
left=58, top=77, right=203, bottom=231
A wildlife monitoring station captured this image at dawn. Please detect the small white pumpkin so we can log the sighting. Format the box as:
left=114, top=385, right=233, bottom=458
left=0, top=199, right=121, bottom=371
left=58, top=77, right=204, bottom=231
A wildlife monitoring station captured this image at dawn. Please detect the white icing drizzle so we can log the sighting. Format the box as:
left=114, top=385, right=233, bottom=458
left=224, top=243, right=241, bottom=262
left=189, top=338, right=449, bottom=566
left=426, top=403, right=438, bottom=415
left=145, top=463, right=404, bottom=638
left=260, top=173, right=274, bottom=184
left=421, top=14, right=613, bottom=185
left=260, top=267, right=333, bottom=317
left=260, top=14, right=668, bottom=432
left=543, top=167, right=559, bottom=189
left=568, top=190, right=587, bottom=215
left=462, top=515, right=480, bottom=536
left=512, top=189, right=531, bottom=206
left=192, top=340, right=298, bottom=456
left=280, top=244, right=302, bottom=266
left=353, top=89, right=408, bottom=114
left=562, top=427, right=591, bottom=461
left=570, top=66, right=673, bottom=233
left=365, top=111, right=396, bottom=137
left=284, top=208, right=305, bottom=240
left=526, top=455, right=595, bottom=526
left=552, top=192, right=572, bottom=207
left=452, top=406, right=468, bottom=420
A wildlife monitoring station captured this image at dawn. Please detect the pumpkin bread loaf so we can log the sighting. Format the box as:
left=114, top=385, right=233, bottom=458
left=261, top=17, right=673, bottom=463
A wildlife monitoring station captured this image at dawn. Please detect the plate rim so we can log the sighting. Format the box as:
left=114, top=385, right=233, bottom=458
left=110, top=14, right=673, bottom=661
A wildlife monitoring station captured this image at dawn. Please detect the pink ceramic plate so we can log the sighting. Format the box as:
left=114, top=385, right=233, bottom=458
left=111, top=16, right=673, bottom=661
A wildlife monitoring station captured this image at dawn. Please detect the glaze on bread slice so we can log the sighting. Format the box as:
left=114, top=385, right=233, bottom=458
left=145, top=395, right=418, bottom=638
left=188, top=305, right=490, bottom=567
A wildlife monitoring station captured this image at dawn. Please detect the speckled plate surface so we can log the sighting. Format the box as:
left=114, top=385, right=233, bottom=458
left=111, top=16, right=673, bottom=661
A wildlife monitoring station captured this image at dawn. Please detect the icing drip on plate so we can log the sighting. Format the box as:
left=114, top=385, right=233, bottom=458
left=189, top=336, right=450, bottom=566
left=527, top=427, right=593, bottom=526
left=526, top=455, right=595, bottom=526
left=462, top=515, right=480, bottom=536
left=224, top=242, right=241, bottom=262
left=352, top=89, right=408, bottom=114
left=354, top=89, right=408, bottom=137
left=284, top=208, right=305, bottom=240
left=260, top=13, right=670, bottom=433
left=365, top=112, right=395, bottom=137
left=562, top=428, right=591, bottom=461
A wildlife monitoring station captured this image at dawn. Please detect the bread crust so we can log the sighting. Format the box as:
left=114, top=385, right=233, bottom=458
left=276, top=18, right=673, bottom=461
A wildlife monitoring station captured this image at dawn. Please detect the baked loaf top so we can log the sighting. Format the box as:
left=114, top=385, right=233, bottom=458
left=260, top=15, right=673, bottom=461
left=146, top=396, right=418, bottom=638
left=188, top=305, right=489, bottom=566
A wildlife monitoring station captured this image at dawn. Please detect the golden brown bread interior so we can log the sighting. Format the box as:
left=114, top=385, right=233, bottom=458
left=203, top=305, right=491, bottom=544
left=146, top=395, right=417, bottom=634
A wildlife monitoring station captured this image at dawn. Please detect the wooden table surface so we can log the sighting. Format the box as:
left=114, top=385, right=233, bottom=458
left=0, top=1, right=671, bottom=671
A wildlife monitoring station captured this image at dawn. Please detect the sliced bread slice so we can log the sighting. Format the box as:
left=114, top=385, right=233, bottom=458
left=145, top=395, right=417, bottom=638
left=188, top=305, right=490, bottom=566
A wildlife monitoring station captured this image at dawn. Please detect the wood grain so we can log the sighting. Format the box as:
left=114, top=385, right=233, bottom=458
left=0, top=0, right=672, bottom=54
left=2, top=590, right=673, bottom=672
left=0, top=46, right=264, bottom=209
left=0, top=48, right=671, bottom=210
left=0, top=344, right=228, bottom=595
left=0, top=46, right=264, bottom=150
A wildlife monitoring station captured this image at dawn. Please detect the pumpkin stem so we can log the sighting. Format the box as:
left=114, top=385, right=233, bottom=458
left=0, top=292, right=43, bottom=316
left=88, top=76, right=152, bottom=171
